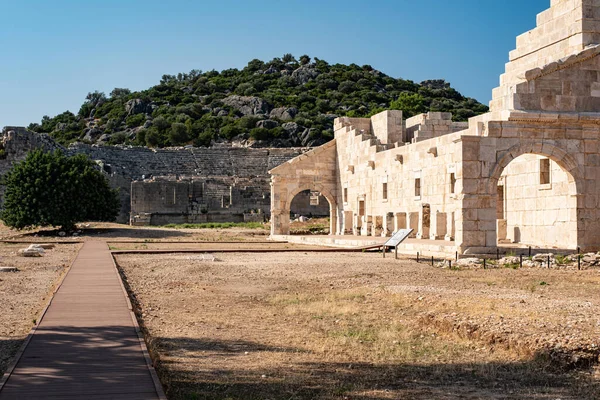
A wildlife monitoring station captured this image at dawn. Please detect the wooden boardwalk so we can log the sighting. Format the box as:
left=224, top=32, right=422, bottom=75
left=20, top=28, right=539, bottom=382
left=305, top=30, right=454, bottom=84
left=0, top=241, right=164, bottom=400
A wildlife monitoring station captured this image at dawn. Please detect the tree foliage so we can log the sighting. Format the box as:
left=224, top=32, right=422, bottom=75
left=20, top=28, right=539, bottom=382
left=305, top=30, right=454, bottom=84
left=28, top=54, right=489, bottom=148
left=1, top=150, right=120, bottom=230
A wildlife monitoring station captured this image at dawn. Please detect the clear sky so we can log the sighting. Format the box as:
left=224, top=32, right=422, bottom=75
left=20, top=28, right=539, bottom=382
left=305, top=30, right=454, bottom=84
left=0, top=0, right=549, bottom=128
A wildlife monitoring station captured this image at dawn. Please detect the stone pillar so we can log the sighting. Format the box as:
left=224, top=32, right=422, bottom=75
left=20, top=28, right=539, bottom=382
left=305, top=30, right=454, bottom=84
left=383, top=212, right=394, bottom=237
left=458, top=194, right=497, bottom=254
left=269, top=177, right=290, bottom=236
left=430, top=211, right=447, bottom=240
left=354, top=214, right=361, bottom=236
left=497, top=219, right=508, bottom=242
left=407, top=212, right=418, bottom=238
left=373, top=216, right=383, bottom=236
left=270, top=211, right=290, bottom=236
left=361, top=216, right=372, bottom=236
left=417, top=205, right=430, bottom=239
left=344, top=211, right=353, bottom=235
left=330, top=204, right=338, bottom=236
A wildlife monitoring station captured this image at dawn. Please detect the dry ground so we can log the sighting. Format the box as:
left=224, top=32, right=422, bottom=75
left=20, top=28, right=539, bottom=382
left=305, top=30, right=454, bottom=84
left=0, top=242, right=80, bottom=376
left=116, top=251, right=600, bottom=400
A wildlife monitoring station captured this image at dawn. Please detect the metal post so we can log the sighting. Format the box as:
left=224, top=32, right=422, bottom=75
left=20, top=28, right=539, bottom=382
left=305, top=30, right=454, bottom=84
left=496, top=248, right=500, bottom=260
left=449, top=260, right=452, bottom=269
left=519, top=254, right=523, bottom=268
left=383, top=246, right=386, bottom=258
left=528, top=246, right=532, bottom=257
left=483, top=258, right=486, bottom=269
left=431, top=256, right=434, bottom=267
left=455, top=251, right=458, bottom=261
left=578, top=254, right=581, bottom=271
left=547, top=255, right=551, bottom=269
left=395, top=246, right=398, bottom=260
left=417, top=252, right=420, bottom=263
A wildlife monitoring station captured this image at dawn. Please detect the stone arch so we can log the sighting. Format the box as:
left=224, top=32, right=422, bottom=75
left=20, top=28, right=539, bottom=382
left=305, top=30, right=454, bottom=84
left=286, top=185, right=337, bottom=211
left=285, top=184, right=338, bottom=235
left=488, top=141, right=581, bottom=249
left=488, top=142, right=583, bottom=195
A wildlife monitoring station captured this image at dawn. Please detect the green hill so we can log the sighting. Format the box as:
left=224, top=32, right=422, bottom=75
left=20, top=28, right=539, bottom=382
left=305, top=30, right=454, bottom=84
left=27, top=54, right=489, bottom=148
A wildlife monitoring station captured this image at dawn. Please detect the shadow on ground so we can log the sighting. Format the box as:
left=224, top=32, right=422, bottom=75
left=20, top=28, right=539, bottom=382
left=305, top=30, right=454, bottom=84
left=0, top=326, right=158, bottom=399
left=20, top=227, right=189, bottom=240
left=152, top=336, right=600, bottom=400
left=1, top=328, right=598, bottom=399
left=0, top=337, right=25, bottom=378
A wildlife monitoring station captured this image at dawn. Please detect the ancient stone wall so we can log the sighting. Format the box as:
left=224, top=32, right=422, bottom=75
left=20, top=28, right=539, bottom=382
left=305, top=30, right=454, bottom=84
left=0, top=127, right=307, bottom=224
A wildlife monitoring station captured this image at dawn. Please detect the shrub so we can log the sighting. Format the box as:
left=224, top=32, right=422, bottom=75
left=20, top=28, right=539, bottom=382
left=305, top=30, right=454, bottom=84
left=1, top=150, right=120, bottom=230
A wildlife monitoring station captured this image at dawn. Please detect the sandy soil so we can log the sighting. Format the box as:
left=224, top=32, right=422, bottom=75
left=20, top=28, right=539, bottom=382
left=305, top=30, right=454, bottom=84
left=116, top=251, right=600, bottom=400
left=7, top=223, right=272, bottom=242
left=108, top=242, right=338, bottom=251
left=0, top=242, right=80, bottom=376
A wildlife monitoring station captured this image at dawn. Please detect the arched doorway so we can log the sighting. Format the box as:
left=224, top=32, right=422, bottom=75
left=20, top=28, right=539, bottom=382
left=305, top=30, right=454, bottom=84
left=289, top=190, right=331, bottom=234
left=284, top=187, right=337, bottom=236
left=490, top=144, right=581, bottom=250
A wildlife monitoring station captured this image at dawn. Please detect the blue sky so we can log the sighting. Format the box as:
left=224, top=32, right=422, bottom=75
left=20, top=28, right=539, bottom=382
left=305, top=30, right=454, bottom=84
left=0, top=0, right=549, bottom=127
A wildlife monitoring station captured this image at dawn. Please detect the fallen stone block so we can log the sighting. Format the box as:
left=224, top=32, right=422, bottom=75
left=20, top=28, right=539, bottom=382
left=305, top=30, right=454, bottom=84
left=499, top=256, right=520, bottom=266
left=0, top=267, right=18, bottom=272
left=455, top=258, right=483, bottom=267
left=18, top=249, right=43, bottom=257
left=27, top=245, right=46, bottom=253
left=532, top=253, right=554, bottom=263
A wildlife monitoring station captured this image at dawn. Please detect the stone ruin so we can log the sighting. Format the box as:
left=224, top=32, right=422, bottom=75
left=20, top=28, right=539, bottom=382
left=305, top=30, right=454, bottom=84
left=270, top=0, right=600, bottom=254
left=0, top=127, right=326, bottom=225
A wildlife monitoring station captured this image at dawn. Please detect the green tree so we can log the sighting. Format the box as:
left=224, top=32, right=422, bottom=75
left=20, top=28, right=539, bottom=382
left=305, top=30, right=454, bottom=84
left=299, top=55, right=311, bottom=65
left=1, top=150, right=120, bottom=231
left=169, top=123, right=189, bottom=145
left=282, top=53, right=296, bottom=64
left=145, top=128, right=162, bottom=147
left=390, top=92, right=426, bottom=118
left=110, top=88, right=131, bottom=98
left=79, top=91, right=107, bottom=118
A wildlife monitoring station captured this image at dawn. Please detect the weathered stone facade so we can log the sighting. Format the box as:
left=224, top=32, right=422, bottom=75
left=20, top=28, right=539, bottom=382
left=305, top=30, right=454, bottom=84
left=270, top=0, right=600, bottom=253
left=0, top=127, right=309, bottom=224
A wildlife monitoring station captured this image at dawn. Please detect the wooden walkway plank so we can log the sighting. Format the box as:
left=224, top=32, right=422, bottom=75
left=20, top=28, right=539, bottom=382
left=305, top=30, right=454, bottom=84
left=0, top=241, right=165, bottom=400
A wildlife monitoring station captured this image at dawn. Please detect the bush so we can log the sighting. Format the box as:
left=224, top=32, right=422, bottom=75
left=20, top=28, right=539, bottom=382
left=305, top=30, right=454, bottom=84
left=169, top=123, right=189, bottom=145
left=249, top=128, right=271, bottom=141
left=1, top=150, right=120, bottom=230
left=220, top=125, right=241, bottom=140
left=125, top=114, right=146, bottom=127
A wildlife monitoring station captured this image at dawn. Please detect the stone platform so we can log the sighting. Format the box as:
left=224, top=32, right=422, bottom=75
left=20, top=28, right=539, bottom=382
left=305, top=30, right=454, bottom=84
left=272, top=235, right=457, bottom=257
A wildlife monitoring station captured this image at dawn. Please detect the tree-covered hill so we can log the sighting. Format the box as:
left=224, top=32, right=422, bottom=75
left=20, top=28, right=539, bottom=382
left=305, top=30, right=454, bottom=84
left=27, top=54, right=489, bottom=148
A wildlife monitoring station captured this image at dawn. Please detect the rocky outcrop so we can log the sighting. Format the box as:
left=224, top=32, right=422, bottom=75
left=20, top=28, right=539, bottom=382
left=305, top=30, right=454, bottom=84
left=256, top=120, right=279, bottom=130
left=222, top=95, right=271, bottom=116
left=270, top=107, right=297, bottom=121
left=291, top=65, right=320, bottom=84
left=125, top=99, right=154, bottom=116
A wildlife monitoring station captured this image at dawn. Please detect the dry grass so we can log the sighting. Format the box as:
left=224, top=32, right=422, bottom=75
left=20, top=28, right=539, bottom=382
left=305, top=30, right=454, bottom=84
left=116, top=251, right=600, bottom=399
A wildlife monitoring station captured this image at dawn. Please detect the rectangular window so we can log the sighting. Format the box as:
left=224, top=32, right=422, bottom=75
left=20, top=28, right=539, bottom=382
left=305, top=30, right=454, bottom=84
left=343, top=187, right=348, bottom=203
left=540, top=158, right=550, bottom=185
left=382, top=183, right=388, bottom=200
left=449, top=173, right=456, bottom=194
left=415, top=178, right=421, bottom=197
